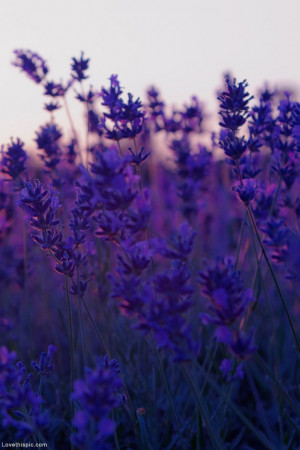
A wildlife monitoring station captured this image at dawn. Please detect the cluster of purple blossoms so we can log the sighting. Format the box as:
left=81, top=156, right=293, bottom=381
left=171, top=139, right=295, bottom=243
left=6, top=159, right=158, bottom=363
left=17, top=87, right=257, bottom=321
left=76, top=146, right=149, bottom=243
left=199, top=258, right=256, bottom=378
left=0, top=346, right=50, bottom=440
left=31, top=345, right=56, bottom=377
left=71, top=52, right=90, bottom=82
left=170, top=137, right=212, bottom=218
left=43, top=80, right=71, bottom=112
left=0, top=138, right=27, bottom=184
left=110, top=222, right=197, bottom=361
left=218, top=77, right=257, bottom=193
left=100, top=75, right=146, bottom=141
left=12, top=49, right=48, bottom=84
left=18, top=180, right=77, bottom=278
left=35, top=123, right=63, bottom=171
left=18, top=180, right=62, bottom=253
left=71, top=356, right=125, bottom=449
left=146, top=86, right=204, bottom=134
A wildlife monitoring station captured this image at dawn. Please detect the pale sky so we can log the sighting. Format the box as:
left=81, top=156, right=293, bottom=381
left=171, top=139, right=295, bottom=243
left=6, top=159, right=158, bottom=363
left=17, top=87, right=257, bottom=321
left=0, top=0, right=299, bottom=146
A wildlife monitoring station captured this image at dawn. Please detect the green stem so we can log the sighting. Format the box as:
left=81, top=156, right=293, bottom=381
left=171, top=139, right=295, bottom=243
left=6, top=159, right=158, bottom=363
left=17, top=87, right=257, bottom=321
left=246, top=205, right=300, bottom=354
left=64, top=275, right=75, bottom=445
left=150, top=333, right=184, bottom=447
left=235, top=161, right=299, bottom=354
left=252, top=175, right=282, bottom=296
left=198, top=364, right=274, bottom=449
left=234, top=210, right=248, bottom=270
left=181, top=364, right=224, bottom=450
left=77, top=267, right=87, bottom=371
left=63, top=95, right=83, bottom=165
left=81, top=296, right=110, bottom=356
left=80, top=81, right=90, bottom=169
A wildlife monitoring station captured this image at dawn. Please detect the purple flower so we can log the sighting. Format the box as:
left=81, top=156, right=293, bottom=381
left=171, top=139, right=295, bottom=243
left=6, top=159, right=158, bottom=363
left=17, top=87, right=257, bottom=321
left=180, top=96, right=204, bottom=133
left=1, top=138, right=27, bottom=181
left=12, top=49, right=48, bottom=84
left=100, top=75, right=146, bottom=140
left=71, top=52, right=89, bottom=81
left=198, top=258, right=253, bottom=326
left=126, top=189, right=152, bottom=234
left=128, top=146, right=150, bottom=166
left=232, top=178, right=258, bottom=205
left=147, top=86, right=165, bottom=118
left=43, top=81, right=66, bottom=97
left=219, top=130, right=248, bottom=160
left=71, top=356, right=124, bottom=448
left=0, top=346, right=49, bottom=439
left=35, top=123, right=63, bottom=170
left=220, top=358, right=244, bottom=382
left=18, top=179, right=62, bottom=251
left=117, top=240, right=152, bottom=276
left=218, top=77, right=253, bottom=132
left=44, top=101, right=61, bottom=112
left=272, top=151, right=298, bottom=189
left=155, top=265, right=194, bottom=297
left=153, top=222, right=196, bottom=261
left=216, top=328, right=257, bottom=359
left=31, top=345, right=56, bottom=377
left=95, top=210, right=126, bottom=242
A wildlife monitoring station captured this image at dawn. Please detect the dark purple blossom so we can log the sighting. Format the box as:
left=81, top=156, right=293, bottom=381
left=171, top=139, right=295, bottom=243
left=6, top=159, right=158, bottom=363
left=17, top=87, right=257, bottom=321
left=44, top=101, right=61, bottom=112
left=117, top=240, right=152, bottom=276
left=0, top=346, right=49, bottom=439
left=220, top=358, right=244, bottom=382
left=71, top=52, right=89, bottom=81
left=12, top=49, right=48, bottom=84
left=232, top=178, right=258, bottom=205
left=35, top=123, right=63, bottom=170
left=219, top=130, right=248, bottom=160
left=218, top=77, right=253, bottom=132
left=128, top=146, right=150, bottom=166
left=153, top=222, right=196, bottom=261
left=31, top=345, right=56, bottom=377
left=71, top=356, right=124, bottom=448
left=198, top=258, right=253, bottom=326
left=147, top=86, right=165, bottom=119
left=18, top=180, right=62, bottom=252
left=216, top=327, right=257, bottom=359
left=43, top=81, right=66, bottom=97
left=1, top=138, right=27, bottom=181
left=100, top=75, right=146, bottom=140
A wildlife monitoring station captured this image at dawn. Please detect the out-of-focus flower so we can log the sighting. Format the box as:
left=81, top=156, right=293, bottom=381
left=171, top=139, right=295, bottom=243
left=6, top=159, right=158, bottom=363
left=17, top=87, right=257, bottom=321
left=71, top=52, right=89, bottom=81
left=232, top=178, right=258, bottom=205
left=71, top=356, right=124, bottom=449
left=12, top=49, right=48, bottom=84
left=153, top=222, right=196, bottom=261
left=219, top=130, right=248, bottom=161
left=31, top=345, right=56, bottom=377
left=0, top=346, right=49, bottom=439
left=35, top=123, right=63, bottom=170
left=198, top=258, right=253, bottom=326
left=1, top=138, right=27, bottom=181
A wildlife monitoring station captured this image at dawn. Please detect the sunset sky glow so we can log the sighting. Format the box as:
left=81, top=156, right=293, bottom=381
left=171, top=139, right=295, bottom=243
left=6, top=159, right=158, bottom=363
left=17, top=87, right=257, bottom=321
left=1, top=0, right=299, bottom=146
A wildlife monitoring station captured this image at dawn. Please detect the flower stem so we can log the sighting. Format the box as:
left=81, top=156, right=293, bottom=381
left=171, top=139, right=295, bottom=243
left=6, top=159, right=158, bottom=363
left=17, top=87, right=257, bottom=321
left=181, top=364, right=224, bottom=450
left=150, top=333, right=184, bottom=447
left=246, top=205, right=300, bottom=354
left=63, top=95, right=83, bottom=165
left=64, top=274, right=75, bottom=444
left=77, top=267, right=87, bottom=372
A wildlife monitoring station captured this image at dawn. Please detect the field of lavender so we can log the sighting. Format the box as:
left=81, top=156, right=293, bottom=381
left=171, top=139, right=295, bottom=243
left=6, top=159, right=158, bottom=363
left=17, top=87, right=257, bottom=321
left=0, top=50, right=300, bottom=449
